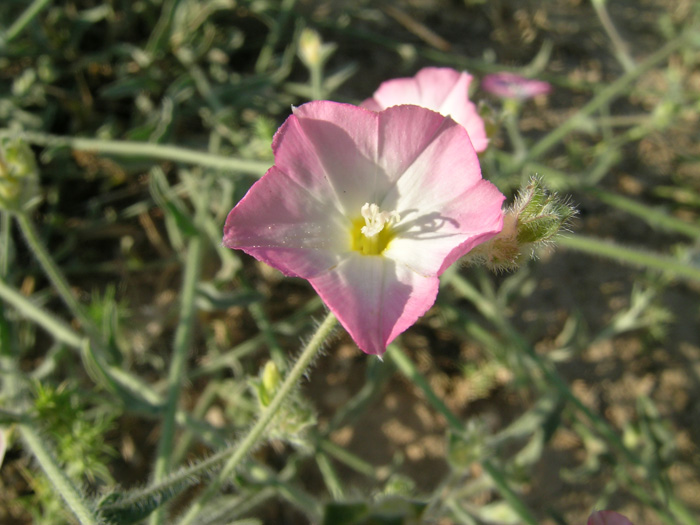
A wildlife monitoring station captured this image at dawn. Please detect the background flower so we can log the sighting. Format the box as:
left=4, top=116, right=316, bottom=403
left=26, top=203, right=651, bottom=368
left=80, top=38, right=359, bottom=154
left=224, top=101, right=504, bottom=355
left=361, top=67, right=489, bottom=153
left=481, top=71, right=552, bottom=100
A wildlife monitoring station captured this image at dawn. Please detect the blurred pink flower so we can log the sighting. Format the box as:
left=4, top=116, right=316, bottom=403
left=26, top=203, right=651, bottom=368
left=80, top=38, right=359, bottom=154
left=362, top=67, right=489, bottom=153
left=588, top=510, right=634, bottom=525
left=481, top=72, right=551, bottom=100
left=223, top=101, right=504, bottom=355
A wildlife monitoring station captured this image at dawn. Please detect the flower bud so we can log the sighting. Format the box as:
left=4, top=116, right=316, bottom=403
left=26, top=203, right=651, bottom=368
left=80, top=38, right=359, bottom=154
left=0, top=137, right=40, bottom=212
left=297, top=28, right=336, bottom=69
left=255, top=361, right=281, bottom=407
left=467, top=177, right=576, bottom=271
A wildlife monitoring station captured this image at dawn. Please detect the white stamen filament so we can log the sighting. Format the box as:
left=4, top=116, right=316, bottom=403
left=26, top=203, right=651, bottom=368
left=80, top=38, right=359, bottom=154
left=360, top=202, right=400, bottom=238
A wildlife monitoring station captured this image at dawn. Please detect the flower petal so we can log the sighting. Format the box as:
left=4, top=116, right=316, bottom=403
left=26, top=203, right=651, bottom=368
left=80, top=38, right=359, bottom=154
left=587, top=511, right=634, bottom=525
left=309, top=254, right=439, bottom=355
left=363, top=67, right=488, bottom=152
left=481, top=72, right=552, bottom=100
left=223, top=165, right=348, bottom=279
left=380, top=115, right=504, bottom=275
left=290, top=101, right=384, bottom=214
left=377, top=104, right=455, bottom=185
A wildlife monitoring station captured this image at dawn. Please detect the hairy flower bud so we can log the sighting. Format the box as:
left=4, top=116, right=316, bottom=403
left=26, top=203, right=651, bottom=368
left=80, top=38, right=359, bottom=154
left=467, top=177, right=576, bottom=271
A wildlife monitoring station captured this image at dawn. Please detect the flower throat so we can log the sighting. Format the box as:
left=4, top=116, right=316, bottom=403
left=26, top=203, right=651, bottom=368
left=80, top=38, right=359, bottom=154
left=350, top=203, right=399, bottom=256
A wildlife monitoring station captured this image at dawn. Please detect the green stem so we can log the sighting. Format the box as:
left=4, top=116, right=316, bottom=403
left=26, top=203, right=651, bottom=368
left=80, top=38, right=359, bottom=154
left=310, top=62, right=323, bottom=101
left=0, top=212, right=13, bottom=390
left=14, top=211, right=100, bottom=340
left=387, top=344, right=462, bottom=430
left=0, top=130, right=270, bottom=176
left=584, top=187, right=700, bottom=239
left=0, top=276, right=84, bottom=349
left=1, top=0, right=53, bottom=44
left=518, top=31, right=689, bottom=170
left=20, top=423, right=101, bottom=525
left=502, top=101, right=527, bottom=162
left=177, top=311, right=337, bottom=525
left=149, top=234, right=203, bottom=525
left=255, top=0, right=297, bottom=74
left=590, top=0, right=636, bottom=72
left=557, top=234, right=700, bottom=283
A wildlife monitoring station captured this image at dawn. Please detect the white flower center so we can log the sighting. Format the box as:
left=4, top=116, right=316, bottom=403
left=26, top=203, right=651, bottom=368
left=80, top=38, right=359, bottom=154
left=360, top=202, right=400, bottom=238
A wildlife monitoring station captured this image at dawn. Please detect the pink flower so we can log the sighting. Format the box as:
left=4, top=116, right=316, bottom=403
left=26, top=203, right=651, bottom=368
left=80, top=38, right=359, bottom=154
left=481, top=72, right=551, bottom=100
left=223, top=101, right=504, bottom=355
left=587, top=510, right=634, bottom=525
left=361, top=67, right=489, bottom=153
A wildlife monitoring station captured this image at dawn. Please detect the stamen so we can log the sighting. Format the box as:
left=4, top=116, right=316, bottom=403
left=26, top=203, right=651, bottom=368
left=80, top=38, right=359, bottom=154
left=360, top=202, right=400, bottom=238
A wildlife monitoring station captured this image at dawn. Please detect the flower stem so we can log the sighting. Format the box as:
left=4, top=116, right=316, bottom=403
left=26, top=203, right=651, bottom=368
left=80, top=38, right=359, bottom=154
left=20, top=423, right=102, bottom=525
left=0, top=276, right=84, bottom=348
left=590, top=0, right=636, bottom=73
left=1, top=0, right=52, bottom=44
left=149, top=234, right=203, bottom=525
left=14, top=211, right=99, bottom=340
left=0, top=129, right=271, bottom=176
left=177, top=310, right=337, bottom=525
left=557, top=234, right=700, bottom=283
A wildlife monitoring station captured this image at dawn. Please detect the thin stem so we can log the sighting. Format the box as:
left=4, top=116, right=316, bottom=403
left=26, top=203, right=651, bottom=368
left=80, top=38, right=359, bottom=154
left=502, top=101, right=527, bottom=162
left=20, top=423, right=102, bottom=525
left=14, top=211, right=99, bottom=340
left=590, top=0, right=636, bottom=72
left=557, top=234, right=700, bottom=283
left=177, top=311, right=337, bottom=525
left=0, top=213, right=13, bottom=386
left=149, top=234, right=203, bottom=525
left=0, top=276, right=84, bottom=349
left=584, top=187, right=700, bottom=239
left=310, top=62, right=323, bottom=101
left=0, top=130, right=270, bottom=176
left=255, top=0, right=297, bottom=73
left=1, top=0, right=53, bottom=44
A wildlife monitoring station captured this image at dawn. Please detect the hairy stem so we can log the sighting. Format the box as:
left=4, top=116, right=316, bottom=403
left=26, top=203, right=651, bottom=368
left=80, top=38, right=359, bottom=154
left=149, top=234, right=203, bottom=525
left=177, top=311, right=337, bottom=525
left=20, top=423, right=102, bottom=525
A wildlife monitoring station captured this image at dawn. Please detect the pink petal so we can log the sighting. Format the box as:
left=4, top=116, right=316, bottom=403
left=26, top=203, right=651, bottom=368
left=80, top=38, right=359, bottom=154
left=290, top=102, right=382, bottom=215
left=376, top=104, right=456, bottom=185
left=362, top=67, right=488, bottom=152
left=223, top=165, right=348, bottom=279
left=380, top=108, right=504, bottom=275
left=587, top=510, right=635, bottom=525
left=481, top=72, right=552, bottom=100
left=309, top=255, right=439, bottom=355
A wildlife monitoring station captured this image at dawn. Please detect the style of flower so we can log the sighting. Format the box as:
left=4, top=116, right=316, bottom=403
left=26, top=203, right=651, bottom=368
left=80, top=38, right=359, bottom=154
left=361, top=67, right=489, bottom=153
left=223, top=101, right=504, bottom=355
left=481, top=72, right=552, bottom=100
left=587, top=510, right=634, bottom=525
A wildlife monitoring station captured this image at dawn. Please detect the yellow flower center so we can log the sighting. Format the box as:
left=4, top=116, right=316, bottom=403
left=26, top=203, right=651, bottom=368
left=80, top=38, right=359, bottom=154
left=350, top=203, right=399, bottom=256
